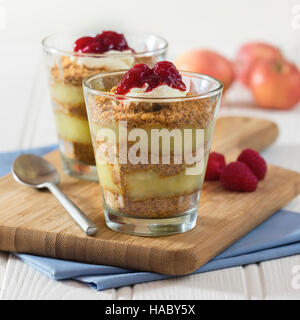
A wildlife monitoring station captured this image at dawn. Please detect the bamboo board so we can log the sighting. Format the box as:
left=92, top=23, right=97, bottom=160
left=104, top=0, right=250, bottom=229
left=0, top=116, right=299, bottom=275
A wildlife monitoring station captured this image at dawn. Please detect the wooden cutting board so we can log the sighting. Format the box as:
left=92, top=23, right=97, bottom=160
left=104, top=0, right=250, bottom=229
left=0, top=116, right=300, bottom=276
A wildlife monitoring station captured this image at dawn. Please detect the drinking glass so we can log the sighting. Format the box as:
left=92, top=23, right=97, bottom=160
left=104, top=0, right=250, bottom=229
left=83, top=71, right=223, bottom=235
left=42, top=32, right=168, bottom=181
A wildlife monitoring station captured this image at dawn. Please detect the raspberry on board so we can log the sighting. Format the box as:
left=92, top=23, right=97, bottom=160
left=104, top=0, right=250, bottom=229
left=205, top=152, right=226, bottom=181
left=237, top=148, right=267, bottom=180
left=220, top=161, right=258, bottom=192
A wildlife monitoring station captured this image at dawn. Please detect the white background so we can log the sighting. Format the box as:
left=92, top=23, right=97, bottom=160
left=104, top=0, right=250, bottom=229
left=1, top=0, right=300, bottom=59
left=0, top=0, right=300, bottom=152
left=1, top=0, right=300, bottom=299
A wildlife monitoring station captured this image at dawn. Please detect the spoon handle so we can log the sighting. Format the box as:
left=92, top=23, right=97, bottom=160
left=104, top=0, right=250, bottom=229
left=45, top=182, right=98, bottom=236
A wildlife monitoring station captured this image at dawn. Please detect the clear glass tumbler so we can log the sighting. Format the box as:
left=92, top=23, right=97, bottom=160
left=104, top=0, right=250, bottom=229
left=83, top=71, right=223, bottom=236
left=42, top=32, right=167, bottom=181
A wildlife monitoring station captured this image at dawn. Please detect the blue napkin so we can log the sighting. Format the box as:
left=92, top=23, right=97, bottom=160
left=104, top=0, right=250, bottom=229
left=0, top=145, right=57, bottom=177
left=2, top=146, right=300, bottom=291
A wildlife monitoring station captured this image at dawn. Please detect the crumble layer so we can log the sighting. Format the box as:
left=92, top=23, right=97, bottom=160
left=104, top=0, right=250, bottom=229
left=90, top=92, right=217, bottom=129
left=50, top=56, right=155, bottom=86
left=91, top=120, right=215, bottom=156
left=53, top=98, right=87, bottom=118
left=95, top=145, right=210, bottom=177
left=103, top=189, right=200, bottom=218
left=51, top=56, right=108, bottom=86
left=59, top=138, right=95, bottom=165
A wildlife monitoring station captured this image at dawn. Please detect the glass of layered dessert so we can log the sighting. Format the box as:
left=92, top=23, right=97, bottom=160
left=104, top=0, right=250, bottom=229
left=83, top=61, right=223, bottom=236
left=42, top=31, right=167, bottom=181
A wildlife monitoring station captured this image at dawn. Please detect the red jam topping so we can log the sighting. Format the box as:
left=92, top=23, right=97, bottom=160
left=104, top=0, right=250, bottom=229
left=74, top=31, right=133, bottom=54
left=115, top=61, right=186, bottom=95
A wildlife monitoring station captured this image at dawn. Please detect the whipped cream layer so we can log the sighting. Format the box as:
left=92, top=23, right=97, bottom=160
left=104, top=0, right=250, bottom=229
left=71, top=50, right=134, bottom=70
left=125, top=84, right=187, bottom=98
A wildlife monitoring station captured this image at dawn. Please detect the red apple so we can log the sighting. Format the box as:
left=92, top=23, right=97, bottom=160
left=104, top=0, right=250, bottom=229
left=236, top=42, right=282, bottom=87
left=175, top=49, right=235, bottom=93
left=249, top=59, right=300, bottom=110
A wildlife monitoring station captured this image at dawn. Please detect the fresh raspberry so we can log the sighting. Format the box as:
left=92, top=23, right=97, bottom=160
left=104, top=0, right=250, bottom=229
left=220, top=161, right=258, bottom=192
left=205, top=152, right=226, bottom=181
left=237, top=148, right=267, bottom=180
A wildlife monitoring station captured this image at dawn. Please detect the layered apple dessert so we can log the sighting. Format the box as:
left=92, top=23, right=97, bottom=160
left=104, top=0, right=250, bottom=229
left=43, top=31, right=167, bottom=180
left=83, top=61, right=223, bottom=235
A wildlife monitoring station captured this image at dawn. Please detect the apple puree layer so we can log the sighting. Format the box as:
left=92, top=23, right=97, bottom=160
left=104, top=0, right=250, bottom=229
left=50, top=80, right=85, bottom=106
left=54, top=111, right=92, bottom=145
left=97, top=161, right=206, bottom=201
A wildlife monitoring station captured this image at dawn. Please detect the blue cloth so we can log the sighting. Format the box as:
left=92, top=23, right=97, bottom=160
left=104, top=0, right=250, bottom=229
left=0, top=145, right=57, bottom=177
left=2, top=146, right=300, bottom=291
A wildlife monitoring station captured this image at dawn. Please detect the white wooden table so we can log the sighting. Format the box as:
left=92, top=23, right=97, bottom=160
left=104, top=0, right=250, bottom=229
left=1, top=46, right=300, bottom=300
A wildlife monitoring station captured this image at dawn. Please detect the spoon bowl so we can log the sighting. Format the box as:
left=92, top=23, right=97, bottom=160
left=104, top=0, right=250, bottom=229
left=12, top=154, right=60, bottom=187
left=12, top=154, right=98, bottom=236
